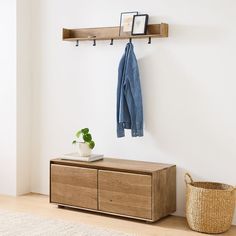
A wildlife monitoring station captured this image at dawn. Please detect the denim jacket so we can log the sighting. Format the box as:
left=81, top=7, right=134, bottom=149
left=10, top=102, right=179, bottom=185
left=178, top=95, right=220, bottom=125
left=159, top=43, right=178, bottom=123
left=117, top=43, right=143, bottom=137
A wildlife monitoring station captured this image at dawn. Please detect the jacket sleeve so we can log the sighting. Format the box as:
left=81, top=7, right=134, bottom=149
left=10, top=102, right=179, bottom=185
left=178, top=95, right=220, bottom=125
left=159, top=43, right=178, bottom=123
left=123, top=50, right=143, bottom=137
left=117, top=46, right=132, bottom=137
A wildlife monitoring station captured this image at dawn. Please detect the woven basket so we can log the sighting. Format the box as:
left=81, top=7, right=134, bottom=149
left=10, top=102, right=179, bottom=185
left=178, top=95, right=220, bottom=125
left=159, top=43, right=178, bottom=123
left=185, top=173, right=236, bottom=234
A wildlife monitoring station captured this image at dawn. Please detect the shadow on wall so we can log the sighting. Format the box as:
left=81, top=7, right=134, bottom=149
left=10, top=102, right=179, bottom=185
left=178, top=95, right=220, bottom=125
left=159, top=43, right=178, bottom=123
left=170, top=23, right=227, bottom=45
left=174, top=166, right=189, bottom=218
left=138, top=49, right=207, bottom=153
left=139, top=22, right=226, bottom=134
left=138, top=23, right=231, bottom=156
left=137, top=23, right=234, bottom=219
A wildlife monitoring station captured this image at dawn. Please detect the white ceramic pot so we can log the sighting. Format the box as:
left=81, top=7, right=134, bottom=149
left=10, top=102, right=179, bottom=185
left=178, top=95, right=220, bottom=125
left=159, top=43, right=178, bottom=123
left=78, top=142, right=91, bottom=157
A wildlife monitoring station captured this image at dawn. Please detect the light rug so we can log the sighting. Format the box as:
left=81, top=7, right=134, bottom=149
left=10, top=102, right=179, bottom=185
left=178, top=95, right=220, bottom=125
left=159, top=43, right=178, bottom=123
left=0, top=209, right=135, bottom=236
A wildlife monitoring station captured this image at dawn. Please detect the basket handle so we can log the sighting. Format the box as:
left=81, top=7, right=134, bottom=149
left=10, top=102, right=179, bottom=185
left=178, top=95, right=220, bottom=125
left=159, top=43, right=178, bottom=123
left=233, top=188, right=236, bottom=198
left=185, top=173, right=194, bottom=185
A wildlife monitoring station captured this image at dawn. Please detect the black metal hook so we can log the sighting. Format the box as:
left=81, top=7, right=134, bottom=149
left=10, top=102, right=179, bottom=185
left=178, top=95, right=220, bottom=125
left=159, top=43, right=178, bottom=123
left=129, top=38, right=132, bottom=43
left=148, top=37, right=152, bottom=44
left=76, top=40, right=79, bottom=47
left=93, top=39, right=96, bottom=46
left=110, top=38, right=114, bottom=45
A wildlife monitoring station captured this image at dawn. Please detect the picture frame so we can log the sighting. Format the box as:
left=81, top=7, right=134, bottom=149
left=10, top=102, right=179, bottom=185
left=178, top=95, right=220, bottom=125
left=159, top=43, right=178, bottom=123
left=119, top=11, right=138, bottom=36
left=131, top=14, right=149, bottom=35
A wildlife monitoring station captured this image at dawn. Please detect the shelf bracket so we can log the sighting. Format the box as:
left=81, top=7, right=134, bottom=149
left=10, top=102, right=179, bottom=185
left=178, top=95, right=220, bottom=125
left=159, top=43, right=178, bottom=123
left=76, top=40, right=79, bottom=47
left=148, top=37, right=152, bottom=44
left=93, top=39, right=96, bottom=46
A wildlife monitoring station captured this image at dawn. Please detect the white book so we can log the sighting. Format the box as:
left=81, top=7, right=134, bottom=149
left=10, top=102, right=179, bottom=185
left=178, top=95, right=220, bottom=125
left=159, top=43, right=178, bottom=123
left=62, top=153, right=104, bottom=162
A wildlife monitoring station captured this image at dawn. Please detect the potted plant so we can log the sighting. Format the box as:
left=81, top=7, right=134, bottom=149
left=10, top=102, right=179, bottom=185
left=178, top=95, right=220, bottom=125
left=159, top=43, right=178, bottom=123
left=72, top=128, right=95, bottom=157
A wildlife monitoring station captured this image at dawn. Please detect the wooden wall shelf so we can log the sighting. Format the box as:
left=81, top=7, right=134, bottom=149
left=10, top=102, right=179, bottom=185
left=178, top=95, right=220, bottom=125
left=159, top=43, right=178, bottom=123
left=63, top=23, right=168, bottom=43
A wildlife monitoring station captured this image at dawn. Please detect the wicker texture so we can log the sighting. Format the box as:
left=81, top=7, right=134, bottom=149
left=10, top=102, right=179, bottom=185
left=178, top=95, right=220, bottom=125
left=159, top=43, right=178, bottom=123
left=185, top=173, right=236, bottom=234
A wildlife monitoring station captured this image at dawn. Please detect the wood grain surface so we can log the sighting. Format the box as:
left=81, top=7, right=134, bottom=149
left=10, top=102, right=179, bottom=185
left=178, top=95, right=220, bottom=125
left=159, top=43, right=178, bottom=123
left=51, top=157, right=174, bottom=174
left=50, top=158, right=176, bottom=222
left=51, top=164, right=97, bottom=210
left=62, top=23, right=168, bottom=41
left=98, top=170, right=152, bottom=219
left=152, top=166, right=176, bottom=221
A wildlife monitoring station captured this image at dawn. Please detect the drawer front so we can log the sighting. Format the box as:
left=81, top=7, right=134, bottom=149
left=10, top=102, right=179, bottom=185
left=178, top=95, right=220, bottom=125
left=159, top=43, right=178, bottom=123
left=51, top=164, right=97, bottom=210
left=98, top=170, right=152, bottom=219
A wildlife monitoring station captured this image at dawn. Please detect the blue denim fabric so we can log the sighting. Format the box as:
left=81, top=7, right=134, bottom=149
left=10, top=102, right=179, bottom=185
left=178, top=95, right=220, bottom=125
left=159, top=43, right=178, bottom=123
left=117, top=42, right=143, bottom=137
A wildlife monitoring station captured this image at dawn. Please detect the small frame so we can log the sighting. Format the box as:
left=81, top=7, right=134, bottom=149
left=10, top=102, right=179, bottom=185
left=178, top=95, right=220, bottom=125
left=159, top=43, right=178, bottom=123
left=131, top=14, right=149, bottom=35
left=119, top=11, right=138, bottom=36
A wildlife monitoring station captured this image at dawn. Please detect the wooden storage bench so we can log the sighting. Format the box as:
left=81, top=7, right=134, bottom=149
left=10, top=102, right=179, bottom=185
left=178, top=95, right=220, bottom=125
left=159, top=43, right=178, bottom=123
left=50, top=158, right=176, bottom=222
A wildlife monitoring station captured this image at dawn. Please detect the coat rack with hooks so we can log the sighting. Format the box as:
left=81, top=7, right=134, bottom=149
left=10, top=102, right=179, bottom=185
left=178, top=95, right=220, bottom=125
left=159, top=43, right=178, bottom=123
left=63, top=23, right=168, bottom=46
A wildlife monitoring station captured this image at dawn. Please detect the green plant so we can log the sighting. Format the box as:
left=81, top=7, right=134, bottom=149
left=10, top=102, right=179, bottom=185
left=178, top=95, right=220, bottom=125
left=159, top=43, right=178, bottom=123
left=72, top=128, right=95, bottom=149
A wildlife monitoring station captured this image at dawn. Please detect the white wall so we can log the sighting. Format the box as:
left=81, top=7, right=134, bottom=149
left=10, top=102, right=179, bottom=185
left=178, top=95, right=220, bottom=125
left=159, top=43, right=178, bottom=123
left=16, top=0, right=32, bottom=195
left=0, top=0, right=17, bottom=195
left=31, top=0, right=236, bottom=224
left=0, top=0, right=32, bottom=196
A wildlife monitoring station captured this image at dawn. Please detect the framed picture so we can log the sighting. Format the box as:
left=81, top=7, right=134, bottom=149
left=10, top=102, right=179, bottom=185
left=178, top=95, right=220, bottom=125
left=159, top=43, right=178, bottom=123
left=131, top=14, right=149, bottom=35
left=119, top=11, right=138, bottom=36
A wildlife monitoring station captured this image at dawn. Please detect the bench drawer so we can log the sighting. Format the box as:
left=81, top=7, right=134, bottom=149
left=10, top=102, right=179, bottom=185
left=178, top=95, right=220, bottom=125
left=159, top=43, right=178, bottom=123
left=51, top=164, right=97, bottom=210
left=98, top=170, right=152, bottom=219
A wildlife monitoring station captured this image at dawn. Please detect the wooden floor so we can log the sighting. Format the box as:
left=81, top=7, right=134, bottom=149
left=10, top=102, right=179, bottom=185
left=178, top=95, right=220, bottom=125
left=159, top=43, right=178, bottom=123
left=0, top=193, right=235, bottom=236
